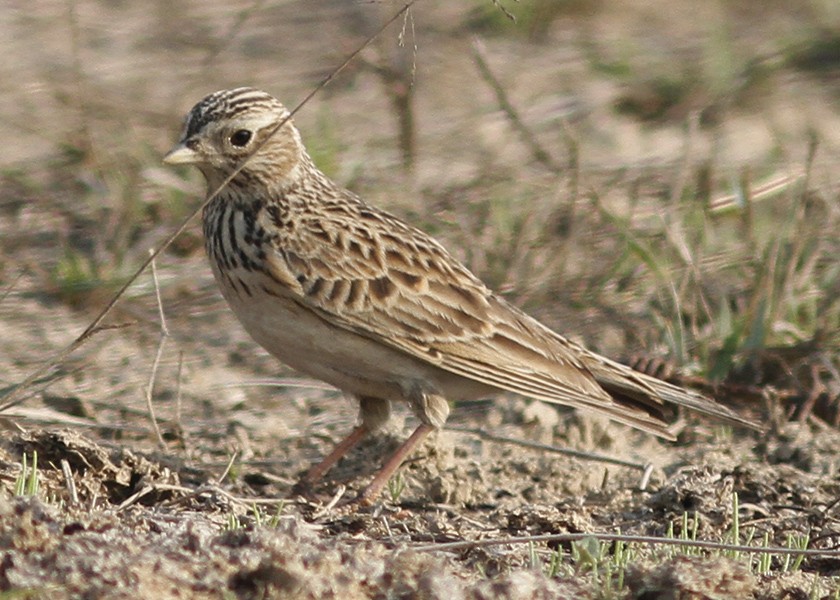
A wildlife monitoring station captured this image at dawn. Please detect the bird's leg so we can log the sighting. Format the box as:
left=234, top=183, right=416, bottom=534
left=297, top=424, right=369, bottom=487
left=356, top=422, right=435, bottom=503
left=296, top=396, right=391, bottom=491
left=356, top=384, right=450, bottom=504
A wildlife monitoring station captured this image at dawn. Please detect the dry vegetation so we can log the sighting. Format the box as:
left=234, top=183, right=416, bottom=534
left=1, top=0, right=840, bottom=598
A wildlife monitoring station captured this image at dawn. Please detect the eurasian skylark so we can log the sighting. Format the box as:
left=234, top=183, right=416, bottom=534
left=164, top=88, right=755, bottom=502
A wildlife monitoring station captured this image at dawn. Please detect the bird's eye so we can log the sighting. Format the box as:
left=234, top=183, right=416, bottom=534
left=229, top=129, right=252, bottom=147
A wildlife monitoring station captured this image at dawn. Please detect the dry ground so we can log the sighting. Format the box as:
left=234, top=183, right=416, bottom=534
left=1, top=1, right=840, bottom=598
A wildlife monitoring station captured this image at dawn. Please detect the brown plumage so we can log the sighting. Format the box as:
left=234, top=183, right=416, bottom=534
left=164, top=88, right=756, bottom=503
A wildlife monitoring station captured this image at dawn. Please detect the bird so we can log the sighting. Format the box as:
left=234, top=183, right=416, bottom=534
left=164, top=87, right=756, bottom=504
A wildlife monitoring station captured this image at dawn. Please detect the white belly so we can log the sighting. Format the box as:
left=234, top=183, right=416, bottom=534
left=214, top=265, right=494, bottom=403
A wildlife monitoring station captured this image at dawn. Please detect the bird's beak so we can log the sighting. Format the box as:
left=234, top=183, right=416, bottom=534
left=163, top=142, right=199, bottom=165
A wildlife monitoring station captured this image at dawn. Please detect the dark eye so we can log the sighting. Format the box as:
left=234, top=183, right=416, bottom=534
left=229, top=129, right=252, bottom=147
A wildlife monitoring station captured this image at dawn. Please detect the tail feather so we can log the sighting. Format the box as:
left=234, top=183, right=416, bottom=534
left=582, top=353, right=762, bottom=432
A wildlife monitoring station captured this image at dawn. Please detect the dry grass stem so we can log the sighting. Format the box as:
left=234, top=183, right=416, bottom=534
left=414, top=531, right=840, bottom=559
left=144, top=255, right=168, bottom=448
left=472, top=37, right=562, bottom=174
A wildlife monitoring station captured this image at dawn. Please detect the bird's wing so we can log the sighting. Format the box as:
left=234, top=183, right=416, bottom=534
left=260, top=199, right=689, bottom=437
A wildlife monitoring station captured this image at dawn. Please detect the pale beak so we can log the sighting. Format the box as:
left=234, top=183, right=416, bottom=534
left=163, top=142, right=200, bottom=165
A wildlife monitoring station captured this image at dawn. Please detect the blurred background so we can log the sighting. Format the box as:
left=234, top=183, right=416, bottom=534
left=1, top=0, right=838, bottom=457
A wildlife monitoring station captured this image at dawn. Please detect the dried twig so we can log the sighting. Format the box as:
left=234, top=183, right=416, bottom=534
left=66, top=0, right=94, bottom=158
left=199, top=0, right=268, bottom=71
left=413, top=531, right=840, bottom=558
left=219, top=377, right=336, bottom=391
left=144, top=255, right=168, bottom=447
left=60, top=459, right=78, bottom=507
left=152, top=482, right=313, bottom=517
left=216, top=452, right=238, bottom=485
left=173, top=350, right=188, bottom=449
left=447, top=425, right=650, bottom=472
left=471, top=37, right=562, bottom=174
left=312, top=484, right=347, bottom=518
left=116, top=485, right=154, bottom=511
left=489, top=0, right=517, bottom=23
left=356, top=6, right=418, bottom=170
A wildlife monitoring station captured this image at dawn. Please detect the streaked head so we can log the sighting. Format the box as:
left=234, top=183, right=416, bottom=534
left=164, top=88, right=305, bottom=190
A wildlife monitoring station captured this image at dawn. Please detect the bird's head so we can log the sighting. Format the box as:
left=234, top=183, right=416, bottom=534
left=164, top=87, right=306, bottom=192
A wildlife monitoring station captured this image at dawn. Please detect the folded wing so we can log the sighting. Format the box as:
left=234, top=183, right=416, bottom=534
left=263, top=198, right=755, bottom=438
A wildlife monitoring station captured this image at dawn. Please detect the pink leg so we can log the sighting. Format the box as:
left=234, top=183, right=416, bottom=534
left=356, top=423, right=435, bottom=504
left=298, top=424, right=368, bottom=487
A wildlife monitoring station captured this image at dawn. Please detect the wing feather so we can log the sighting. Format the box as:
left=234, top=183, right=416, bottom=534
left=260, top=197, right=753, bottom=437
